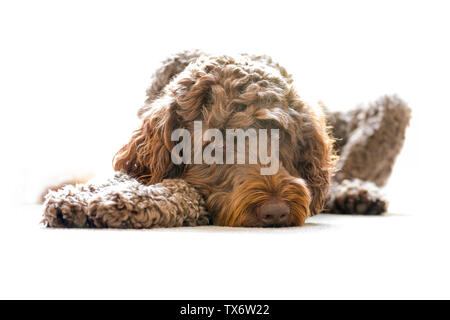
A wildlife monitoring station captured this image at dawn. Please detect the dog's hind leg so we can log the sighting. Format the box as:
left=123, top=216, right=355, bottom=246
left=326, top=95, right=411, bottom=214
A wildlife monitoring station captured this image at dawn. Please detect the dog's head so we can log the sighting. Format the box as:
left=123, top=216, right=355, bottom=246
left=114, top=55, right=335, bottom=227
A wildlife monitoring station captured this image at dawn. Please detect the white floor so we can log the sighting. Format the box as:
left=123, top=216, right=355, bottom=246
left=1, top=205, right=449, bottom=299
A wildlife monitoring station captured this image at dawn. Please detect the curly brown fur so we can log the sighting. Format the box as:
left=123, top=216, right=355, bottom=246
left=139, top=50, right=205, bottom=118
left=43, top=172, right=210, bottom=228
left=113, top=52, right=335, bottom=227
left=326, top=95, right=411, bottom=215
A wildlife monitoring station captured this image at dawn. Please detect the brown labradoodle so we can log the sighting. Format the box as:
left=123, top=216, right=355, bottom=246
left=43, top=51, right=411, bottom=228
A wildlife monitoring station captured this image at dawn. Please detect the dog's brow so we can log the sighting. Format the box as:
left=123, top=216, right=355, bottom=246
left=255, top=107, right=291, bottom=129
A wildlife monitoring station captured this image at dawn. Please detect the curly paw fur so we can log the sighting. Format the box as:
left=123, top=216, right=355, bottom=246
left=42, top=172, right=211, bottom=229
left=327, top=179, right=388, bottom=215
left=42, top=184, right=93, bottom=227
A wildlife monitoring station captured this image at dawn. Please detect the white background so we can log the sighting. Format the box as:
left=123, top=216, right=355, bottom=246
left=0, top=0, right=449, bottom=299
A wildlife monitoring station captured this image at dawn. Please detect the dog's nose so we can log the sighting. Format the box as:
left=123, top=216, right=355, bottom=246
left=257, top=199, right=290, bottom=227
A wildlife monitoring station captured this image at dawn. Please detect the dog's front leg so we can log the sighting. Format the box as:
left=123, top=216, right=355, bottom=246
left=87, top=178, right=211, bottom=228
left=43, top=173, right=211, bottom=228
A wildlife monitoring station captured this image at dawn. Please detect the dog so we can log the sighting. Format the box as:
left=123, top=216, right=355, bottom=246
left=112, top=51, right=410, bottom=227
left=43, top=51, right=411, bottom=228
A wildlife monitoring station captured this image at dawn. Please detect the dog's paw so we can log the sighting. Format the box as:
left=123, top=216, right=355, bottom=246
left=327, top=179, right=387, bottom=215
left=42, top=186, right=89, bottom=227
left=87, top=191, right=137, bottom=228
left=87, top=186, right=167, bottom=229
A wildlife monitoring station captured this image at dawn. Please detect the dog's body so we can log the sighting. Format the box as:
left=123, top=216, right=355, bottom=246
left=43, top=51, right=411, bottom=228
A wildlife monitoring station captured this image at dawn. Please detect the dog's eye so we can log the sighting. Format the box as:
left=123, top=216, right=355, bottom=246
left=234, top=103, right=247, bottom=112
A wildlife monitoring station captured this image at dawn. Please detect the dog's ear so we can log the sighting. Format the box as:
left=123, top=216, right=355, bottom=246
left=292, top=95, right=336, bottom=215
left=113, top=100, right=183, bottom=184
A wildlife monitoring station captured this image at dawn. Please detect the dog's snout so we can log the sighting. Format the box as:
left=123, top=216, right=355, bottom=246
left=257, top=199, right=290, bottom=227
